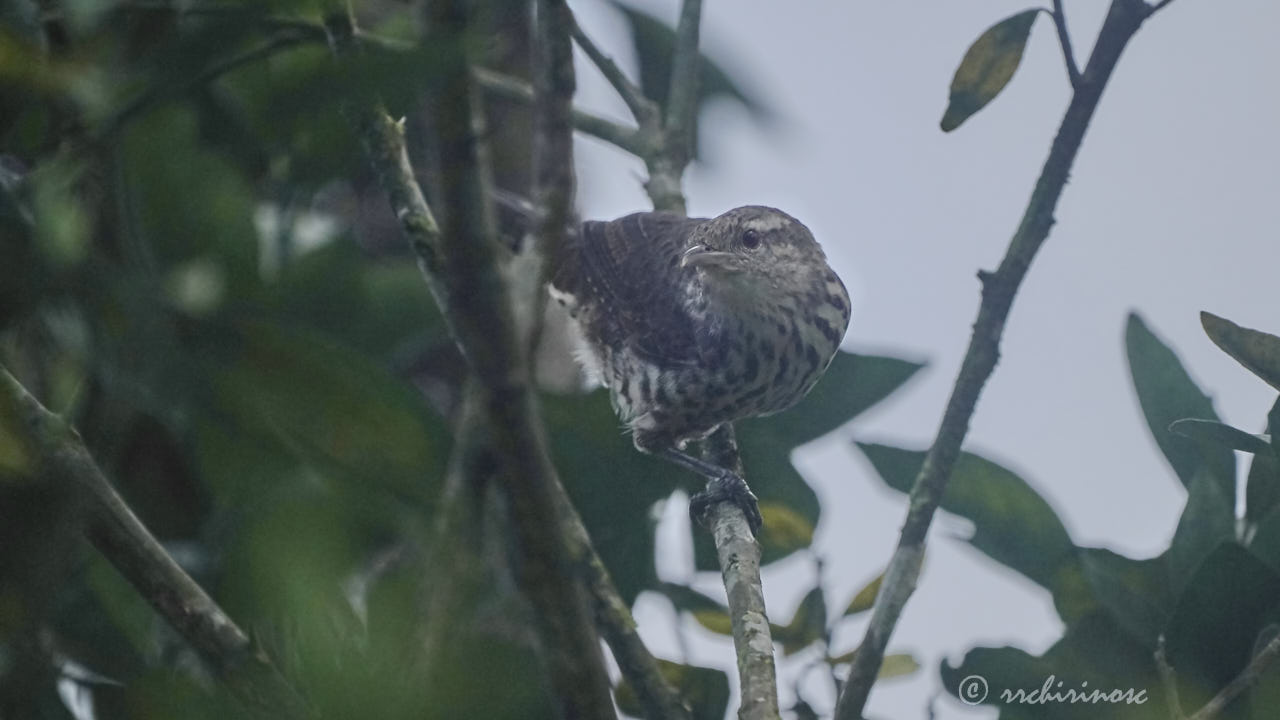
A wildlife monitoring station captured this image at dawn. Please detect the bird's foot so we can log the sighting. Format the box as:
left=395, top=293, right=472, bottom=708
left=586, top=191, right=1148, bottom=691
left=689, top=472, right=763, bottom=537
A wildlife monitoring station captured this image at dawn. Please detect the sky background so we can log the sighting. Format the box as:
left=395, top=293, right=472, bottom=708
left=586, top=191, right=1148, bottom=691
left=566, top=1, right=1279, bottom=718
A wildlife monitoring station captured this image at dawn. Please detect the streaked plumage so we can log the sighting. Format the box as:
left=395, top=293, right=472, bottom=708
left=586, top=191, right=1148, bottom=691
left=550, top=206, right=851, bottom=530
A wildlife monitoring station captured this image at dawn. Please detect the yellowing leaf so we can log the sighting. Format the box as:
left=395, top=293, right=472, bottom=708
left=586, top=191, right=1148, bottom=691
left=843, top=570, right=884, bottom=616
left=692, top=609, right=734, bottom=635
left=1201, top=312, right=1280, bottom=392
left=759, top=501, right=814, bottom=552
left=940, top=9, right=1041, bottom=132
left=878, top=653, right=920, bottom=680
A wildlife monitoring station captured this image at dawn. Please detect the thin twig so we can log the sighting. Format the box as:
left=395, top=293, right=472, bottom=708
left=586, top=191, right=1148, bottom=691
left=472, top=68, right=648, bottom=156
left=832, top=1, right=1154, bottom=717
left=568, top=12, right=659, bottom=126
left=1148, top=0, right=1177, bottom=13
left=1156, top=635, right=1187, bottom=720
left=323, top=2, right=616, bottom=717
left=1186, top=630, right=1280, bottom=720
left=1050, top=0, right=1082, bottom=89
left=0, top=368, right=309, bottom=719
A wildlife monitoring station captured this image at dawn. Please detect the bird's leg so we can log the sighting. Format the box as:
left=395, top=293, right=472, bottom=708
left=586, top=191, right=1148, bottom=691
left=656, top=447, right=763, bottom=536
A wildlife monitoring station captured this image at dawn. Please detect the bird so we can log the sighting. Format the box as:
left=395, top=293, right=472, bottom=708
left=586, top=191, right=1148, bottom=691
left=549, top=206, right=851, bottom=535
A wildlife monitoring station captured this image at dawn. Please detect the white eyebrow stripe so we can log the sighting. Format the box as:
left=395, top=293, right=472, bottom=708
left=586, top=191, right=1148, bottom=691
left=744, top=214, right=789, bottom=232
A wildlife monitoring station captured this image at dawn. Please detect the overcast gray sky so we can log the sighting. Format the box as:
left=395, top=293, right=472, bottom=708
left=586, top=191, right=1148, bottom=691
left=568, top=1, right=1280, bottom=717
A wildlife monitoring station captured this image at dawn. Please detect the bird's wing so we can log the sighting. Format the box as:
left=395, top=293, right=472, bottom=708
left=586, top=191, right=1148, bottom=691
left=553, top=212, right=703, bottom=366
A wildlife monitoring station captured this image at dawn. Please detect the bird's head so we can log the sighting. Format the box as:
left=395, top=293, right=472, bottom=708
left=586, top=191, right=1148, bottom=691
left=681, top=206, right=833, bottom=300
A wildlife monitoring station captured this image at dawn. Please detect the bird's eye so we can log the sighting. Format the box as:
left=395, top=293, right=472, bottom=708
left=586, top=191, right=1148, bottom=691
left=741, top=229, right=761, bottom=249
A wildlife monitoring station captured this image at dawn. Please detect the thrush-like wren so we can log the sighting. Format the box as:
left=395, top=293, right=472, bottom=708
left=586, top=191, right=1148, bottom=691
left=550, top=206, right=851, bottom=535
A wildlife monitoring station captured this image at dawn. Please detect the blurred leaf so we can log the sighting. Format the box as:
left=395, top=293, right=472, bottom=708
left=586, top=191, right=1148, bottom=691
left=543, top=390, right=666, bottom=603
left=1170, top=418, right=1271, bottom=455
left=941, top=611, right=1167, bottom=719
left=1247, top=449, right=1280, bottom=529
left=876, top=653, right=920, bottom=680
left=1248, top=503, right=1280, bottom=574
left=201, top=319, right=447, bottom=506
left=655, top=582, right=727, bottom=613
left=771, top=587, right=827, bottom=656
left=858, top=443, right=1076, bottom=591
left=1248, top=625, right=1280, bottom=720
left=757, top=501, right=813, bottom=553
left=0, top=379, right=36, bottom=479
left=940, top=9, right=1040, bottom=132
left=1202, top=312, right=1280, bottom=391
left=749, top=352, right=924, bottom=448
left=1126, top=313, right=1235, bottom=497
left=1080, top=548, right=1170, bottom=648
left=608, top=1, right=772, bottom=120
left=1164, top=544, right=1280, bottom=713
left=1249, top=397, right=1280, bottom=525
left=842, top=570, right=883, bottom=617
left=615, top=659, right=729, bottom=720
left=1168, top=469, right=1236, bottom=592
left=691, top=609, right=733, bottom=636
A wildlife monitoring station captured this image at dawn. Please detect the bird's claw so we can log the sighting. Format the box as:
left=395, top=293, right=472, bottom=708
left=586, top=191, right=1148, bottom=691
left=689, top=472, right=764, bottom=537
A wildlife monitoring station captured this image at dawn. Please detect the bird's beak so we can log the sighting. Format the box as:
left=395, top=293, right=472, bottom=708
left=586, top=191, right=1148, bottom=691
left=681, top=244, right=735, bottom=269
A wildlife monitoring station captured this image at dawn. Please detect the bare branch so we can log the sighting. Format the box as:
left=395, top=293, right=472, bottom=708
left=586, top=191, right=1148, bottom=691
left=0, top=367, right=309, bottom=719
left=833, top=1, right=1154, bottom=716
left=664, top=0, right=703, bottom=160
left=1051, top=0, right=1082, bottom=89
left=702, top=425, right=780, bottom=720
left=473, top=68, right=649, bottom=159
left=1149, top=0, right=1177, bottom=13
left=569, top=12, right=659, bottom=126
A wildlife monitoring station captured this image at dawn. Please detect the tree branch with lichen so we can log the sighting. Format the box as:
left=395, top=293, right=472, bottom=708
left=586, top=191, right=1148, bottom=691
left=322, top=1, right=621, bottom=717
left=834, top=1, right=1175, bottom=716
left=0, top=367, right=309, bottom=719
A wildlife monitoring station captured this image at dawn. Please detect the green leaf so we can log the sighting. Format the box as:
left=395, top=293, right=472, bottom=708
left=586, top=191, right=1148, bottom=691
left=1201, top=312, right=1280, bottom=391
left=843, top=570, right=884, bottom=617
left=1170, top=418, right=1272, bottom=455
left=544, top=390, right=669, bottom=603
left=1247, top=449, right=1280, bottom=528
left=1079, top=549, right=1171, bottom=648
left=0, top=381, right=36, bottom=480
left=615, top=660, right=729, bottom=720
left=655, top=582, right=728, bottom=614
left=1164, top=544, right=1280, bottom=712
left=201, top=319, right=447, bottom=506
left=608, top=2, right=772, bottom=121
left=749, top=352, right=925, bottom=448
left=1248, top=503, right=1280, bottom=574
left=1126, top=313, right=1235, bottom=497
left=758, top=501, right=814, bottom=554
left=858, top=443, right=1075, bottom=590
left=771, top=587, right=827, bottom=656
left=941, top=611, right=1166, bottom=718
left=1168, top=469, right=1236, bottom=592
left=876, top=653, right=920, bottom=680
left=940, top=9, right=1041, bottom=132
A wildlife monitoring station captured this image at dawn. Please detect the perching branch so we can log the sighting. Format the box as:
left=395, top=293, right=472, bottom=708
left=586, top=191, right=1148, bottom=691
left=323, top=2, right=616, bottom=718
left=702, top=425, right=780, bottom=720
left=473, top=68, right=648, bottom=155
left=0, top=368, right=309, bottom=719
left=1185, top=630, right=1280, bottom=720
left=1050, top=0, right=1082, bottom=89
left=834, top=1, right=1157, bottom=717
